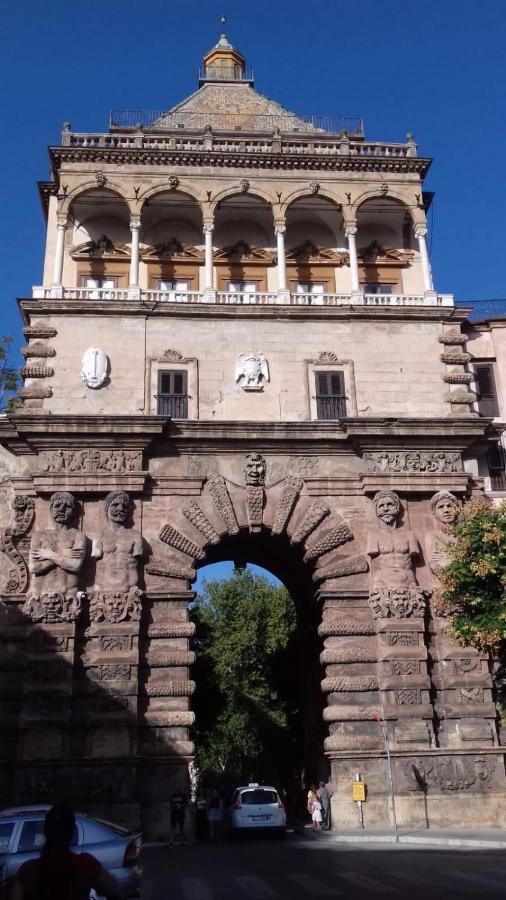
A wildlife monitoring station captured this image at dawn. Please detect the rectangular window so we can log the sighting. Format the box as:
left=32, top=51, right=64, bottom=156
left=295, top=282, right=326, bottom=295
left=157, top=370, right=188, bottom=418
left=157, top=279, right=190, bottom=296
left=315, top=371, right=346, bottom=419
left=81, top=276, right=117, bottom=299
left=0, top=822, right=14, bottom=850
left=363, top=283, right=394, bottom=295
left=474, top=363, right=499, bottom=417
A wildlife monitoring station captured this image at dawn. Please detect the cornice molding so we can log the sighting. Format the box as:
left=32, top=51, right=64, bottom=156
left=49, top=146, right=431, bottom=177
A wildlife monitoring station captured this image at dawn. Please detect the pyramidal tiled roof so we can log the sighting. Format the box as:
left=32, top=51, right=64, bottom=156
left=152, top=82, right=319, bottom=133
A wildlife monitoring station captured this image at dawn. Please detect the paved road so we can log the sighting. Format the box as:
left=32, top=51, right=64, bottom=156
left=141, top=834, right=506, bottom=899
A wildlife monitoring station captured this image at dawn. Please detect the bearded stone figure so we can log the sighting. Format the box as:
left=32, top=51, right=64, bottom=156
left=25, top=491, right=86, bottom=622
left=366, top=490, right=424, bottom=618
left=427, top=490, right=460, bottom=583
left=244, top=452, right=266, bottom=486
left=92, top=491, right=143, bottom=593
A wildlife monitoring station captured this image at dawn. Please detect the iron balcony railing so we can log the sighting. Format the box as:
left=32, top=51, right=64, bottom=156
left=109, top=108, right=364, bottom=135
left=316, top=395, right=347, bottom=420
left=156, top=394, right=188, bottom=418
left=198, top=65, right=255, bottom=83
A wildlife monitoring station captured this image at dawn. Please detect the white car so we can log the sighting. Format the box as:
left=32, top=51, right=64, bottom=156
left=228, top=784, right=286, bottom=836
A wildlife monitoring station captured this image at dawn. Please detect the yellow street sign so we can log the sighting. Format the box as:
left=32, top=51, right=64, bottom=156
left=352, top=781, right=366, bottom=802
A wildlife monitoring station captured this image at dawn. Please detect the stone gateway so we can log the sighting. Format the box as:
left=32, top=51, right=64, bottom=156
left=0, top=29, right=505, bottom=838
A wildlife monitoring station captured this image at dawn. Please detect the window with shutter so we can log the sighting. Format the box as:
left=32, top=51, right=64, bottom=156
left=157, top=370, right=188, bottom=418
left=474, top=363, right=499, bottom=417
left=315, top=371, right=346, bottom=419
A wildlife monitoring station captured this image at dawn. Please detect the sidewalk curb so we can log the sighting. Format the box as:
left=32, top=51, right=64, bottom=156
left=301, top=832, right=506, bottom=849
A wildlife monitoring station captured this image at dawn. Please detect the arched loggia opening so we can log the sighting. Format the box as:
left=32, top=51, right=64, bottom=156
left=189, top=529, right=327, bottom=811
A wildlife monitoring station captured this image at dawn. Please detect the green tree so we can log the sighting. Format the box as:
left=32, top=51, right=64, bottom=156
left=190, top=568, right=298, bottom=790
left=0, top=337, right=18, bottom=411
left=436, top=499, right=506, bottom=651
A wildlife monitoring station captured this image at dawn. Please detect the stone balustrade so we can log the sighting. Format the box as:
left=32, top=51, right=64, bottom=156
left=32, top=286, right=454, bottom=307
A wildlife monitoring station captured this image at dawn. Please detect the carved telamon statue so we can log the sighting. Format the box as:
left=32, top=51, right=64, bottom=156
left=427, top=490, right=460, bottom=583
left=92, top=491, right=143, bottom=593
left=366, top=490, right=424, bottom=618
left=28, top=491, right=85, bottom=597
left=244, top=453, right=266, bottom=487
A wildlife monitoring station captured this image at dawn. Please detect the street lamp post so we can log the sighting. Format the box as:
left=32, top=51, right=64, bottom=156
left=373, top=712, right=399, bottom=843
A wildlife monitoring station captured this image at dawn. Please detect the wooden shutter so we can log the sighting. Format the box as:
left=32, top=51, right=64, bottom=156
left=315, top=371, right=346, bottom=419
left=157, top=370, right=188, bottom=417
left=475, top=364, right=499, bottom=417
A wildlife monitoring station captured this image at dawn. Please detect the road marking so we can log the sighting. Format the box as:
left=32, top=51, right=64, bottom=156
left=234, top=875, right=278, bottom=898
left=339, top=872, right=401, bottom=894
left=181, top=877, right=214, bottom=900
left=287, top=873, right=343, bottom=895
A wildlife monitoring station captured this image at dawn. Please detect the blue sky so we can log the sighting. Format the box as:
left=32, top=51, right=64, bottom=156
left=2, top=0, right=504, bottom=586
left=2, top=0, right=506, bottom=364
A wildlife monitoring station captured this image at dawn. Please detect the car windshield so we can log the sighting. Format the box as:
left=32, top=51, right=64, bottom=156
left=241, top=790, right=277, bottom=805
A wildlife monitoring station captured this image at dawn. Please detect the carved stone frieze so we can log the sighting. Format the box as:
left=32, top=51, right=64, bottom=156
left=438, top=329, right=466, bottom=345
left=246, top=486, right=264, bottom=532
left=324, top=734, right=382, bottom=751
left=20, top=366, right=54, bottom=379
left=456, top=687, right=485, bottom=704
left=288, top=456, right=319, bottom=477
left=92, top=664, right=131, bottom=681
left=321, top=675, right=379, bottom=692
left=21, top=343, right=56, bottom=359
left=145, top=561, right=196, bottom=580
left=440, top=351, right=471, bottom=365
left=320, top=646, right=377, bottom=664
left=89, top=589, right=142, bottom=624
left=159, top=524, right=206, bottom=561
left=207, top=475, right=239, bottom=534
left=303, top=521, right=353, bottom=562
left=396, top=688, right=421, bottom=705
left=318, top=617, right=376, bottom=638
left=23, top=592, right=82, bottom=623
left=145, top=650, right=195, bottom=667
left=162, top=348, right=184, bottom=361
left=145, top=679, right=195, bottom=697
left=148, top=623, right=195, bottom=638
left=391, top=659, right=419, bottom=675
left=271, top=477, right=302, bottom=536
left=384, top=632, right=418, bottom=646
left=317, top=351, right=339, bottom=362
left=99, top=635, right=131, bottom=652
left=363, top=451, right=463, bottom=474
left=290, top=502, right=330, bottom=545
left=182, top=502, right=220, bottom=545
left=18, top=386, right=53, bottom=400
left=38, top=449, right=142, bottom=473
left=313, top=554, right=369, bottom=583
left=144, top=711, right=195, bottom=727
left=368, top=587, right=426, bottom=619
left=443, top=370, right=473, bottom=385
left=404, top=756, right=496, bottom=792
left=0, top=496, right=34, bottom=594
left=23, top=326, right=57, bottom=339
left=323, top=705, right=381, bottom=722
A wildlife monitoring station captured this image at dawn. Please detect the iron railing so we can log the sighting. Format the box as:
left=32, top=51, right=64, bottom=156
left=198, top=65, right=255, bottom=82
left=109, top=108, right=364, bottom=135
left=156, top=394, right=188, bottom=418
left=316, top=395, right=347, bottom=420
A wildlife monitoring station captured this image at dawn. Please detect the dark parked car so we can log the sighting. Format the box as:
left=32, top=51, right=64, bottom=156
left=0, top=806, right=141, bottom=898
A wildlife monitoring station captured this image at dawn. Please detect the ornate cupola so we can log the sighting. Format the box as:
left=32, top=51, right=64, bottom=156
left=199, top=18, right=253, bottom=85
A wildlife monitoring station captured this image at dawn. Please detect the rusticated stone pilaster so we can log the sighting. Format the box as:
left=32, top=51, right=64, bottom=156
left=207, top=475, right=239, bottom=535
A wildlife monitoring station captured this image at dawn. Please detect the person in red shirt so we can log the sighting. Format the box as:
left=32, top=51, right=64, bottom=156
left=9, top=804, right=119, bottom=900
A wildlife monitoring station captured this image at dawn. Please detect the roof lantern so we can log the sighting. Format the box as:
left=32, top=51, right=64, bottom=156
left=200, top=17, right=253, bottom=85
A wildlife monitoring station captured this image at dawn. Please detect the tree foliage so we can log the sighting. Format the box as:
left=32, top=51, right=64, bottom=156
left=436, top=499, right=506, bottom=650
left=190, top=568, right=298, bottom=789
left=0, top=337, right=18, bottom=410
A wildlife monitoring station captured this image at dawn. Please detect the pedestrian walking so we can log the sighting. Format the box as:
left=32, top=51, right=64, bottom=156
left=311, top=797, right=322, bottom=831
left=168, top=787, right=188, bottom=847
left=207, top=789, right=222, bottom=841
left=195, top=791, right=209, bottom=842
left=307, top=785, right=317, bottom=818
left=9, top=803, right=119, bottom=900
left=318, top=781, right=331, bottom=831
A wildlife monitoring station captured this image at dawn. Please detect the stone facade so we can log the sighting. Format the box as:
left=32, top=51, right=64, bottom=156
left=1, top=33, right=505, bottom=837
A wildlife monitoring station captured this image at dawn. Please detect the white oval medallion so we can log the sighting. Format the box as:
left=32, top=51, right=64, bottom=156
left=81, top=347, right=108, bottom=389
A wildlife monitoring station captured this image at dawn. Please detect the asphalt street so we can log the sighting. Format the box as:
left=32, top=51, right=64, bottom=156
left=141, top=834, right=506, bottom=899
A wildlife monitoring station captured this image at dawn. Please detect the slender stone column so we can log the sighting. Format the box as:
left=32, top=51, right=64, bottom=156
left=52, top=219, right=67, bottom=286
left=414, top=225, right=434, bottom=292
left=203, top=224, right=214, bottom=290
left=276, top=226, right=287, bottom=292
left=129, top=218, right=141, bottom=288
left=345, top=224, right=360, bottom=292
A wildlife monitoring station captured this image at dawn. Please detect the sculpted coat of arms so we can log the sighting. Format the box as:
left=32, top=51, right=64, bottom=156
left=235, top=352, right=269, bottom=391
